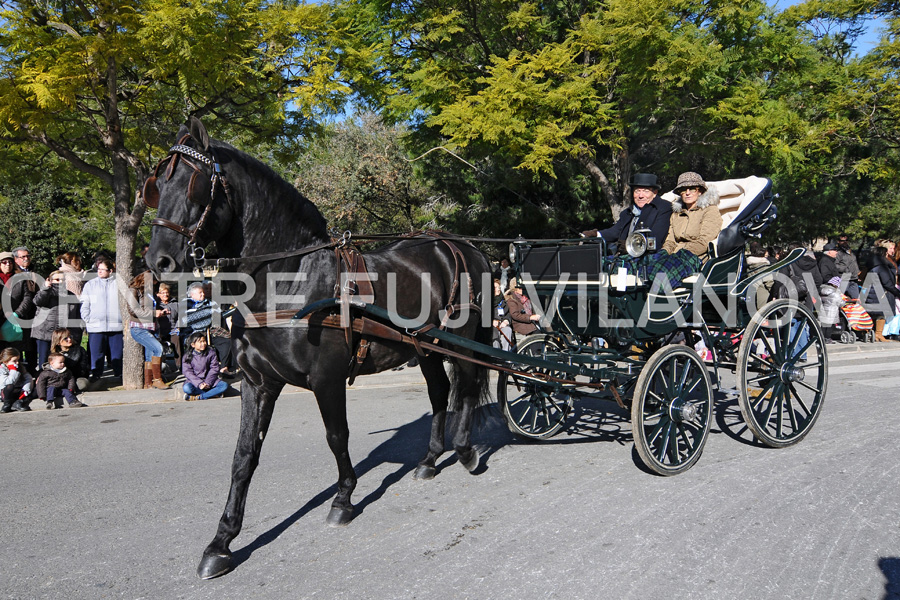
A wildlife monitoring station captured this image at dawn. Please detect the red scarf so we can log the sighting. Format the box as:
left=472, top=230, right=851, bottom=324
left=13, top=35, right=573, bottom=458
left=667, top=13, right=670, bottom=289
left=0, top=272, right=12, bottom=286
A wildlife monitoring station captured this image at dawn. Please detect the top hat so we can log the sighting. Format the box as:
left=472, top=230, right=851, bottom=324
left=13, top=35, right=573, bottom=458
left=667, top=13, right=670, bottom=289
left=629, top=173, right=660, bottom=190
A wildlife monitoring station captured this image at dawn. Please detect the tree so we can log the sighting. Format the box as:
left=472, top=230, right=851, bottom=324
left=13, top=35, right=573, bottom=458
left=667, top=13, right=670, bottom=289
left=349, top=0, right=872, bottom=236
left=0, top=0, right=357, bottom=387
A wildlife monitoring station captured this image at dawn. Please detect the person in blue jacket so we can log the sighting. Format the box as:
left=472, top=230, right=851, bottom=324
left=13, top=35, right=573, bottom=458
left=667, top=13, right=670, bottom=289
left=582, top=172, right=672, bottom=255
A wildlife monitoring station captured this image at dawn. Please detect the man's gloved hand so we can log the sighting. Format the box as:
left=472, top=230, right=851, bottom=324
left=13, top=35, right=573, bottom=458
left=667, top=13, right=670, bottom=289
left=581, top=229, right=599, bottom=238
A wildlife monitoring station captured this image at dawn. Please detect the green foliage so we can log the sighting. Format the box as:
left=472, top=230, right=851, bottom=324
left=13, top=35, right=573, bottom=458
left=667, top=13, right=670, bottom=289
left=0, top=182, right=113, bottom=275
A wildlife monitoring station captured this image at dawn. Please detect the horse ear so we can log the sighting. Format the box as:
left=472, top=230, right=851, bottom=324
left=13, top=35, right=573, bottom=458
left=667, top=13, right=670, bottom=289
left=189, top=116, right=210, bottom=152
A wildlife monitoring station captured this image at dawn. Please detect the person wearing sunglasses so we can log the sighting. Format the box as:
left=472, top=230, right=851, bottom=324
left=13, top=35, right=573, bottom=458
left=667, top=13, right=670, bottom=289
left=51, top=328, right=91, bottom=393
left=662, top=171, right=723, bottom=263
left=33, top=271, right=84, bottom=369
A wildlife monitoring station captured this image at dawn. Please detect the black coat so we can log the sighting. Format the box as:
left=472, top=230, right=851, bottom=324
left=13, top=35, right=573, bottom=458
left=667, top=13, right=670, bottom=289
left=32, top=284, right=83, bottom=341
left=61, top=345, right=91, bottom=380
left=818, top=254, right=841, bottom=285
left=863, top=255, right=900, bottom=316
left=599, top=195, right=672, bottom=252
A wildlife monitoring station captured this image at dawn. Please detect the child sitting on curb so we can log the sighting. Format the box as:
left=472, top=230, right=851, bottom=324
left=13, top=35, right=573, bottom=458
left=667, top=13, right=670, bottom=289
left=0, top=347, right=34, bottom=413
left=182, top=331, right=229, bottom=401
left=37, top=352, right=86, bottom=409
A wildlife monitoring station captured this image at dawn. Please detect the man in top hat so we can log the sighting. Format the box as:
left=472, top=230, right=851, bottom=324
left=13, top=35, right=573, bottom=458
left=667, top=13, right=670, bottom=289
left=582, top=173, right=672, bottom=254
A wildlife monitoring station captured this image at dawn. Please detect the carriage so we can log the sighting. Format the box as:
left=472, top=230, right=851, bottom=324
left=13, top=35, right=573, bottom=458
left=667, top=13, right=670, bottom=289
left=493, top=176, right=827, bottom=475
left=145, top=119, right=827, bottom=578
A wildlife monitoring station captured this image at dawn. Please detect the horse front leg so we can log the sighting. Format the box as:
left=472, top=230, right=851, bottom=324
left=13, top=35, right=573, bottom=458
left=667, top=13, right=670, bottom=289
left=451, top=362, right=486, bottom=473
left=312, top=379, right=358, bottom=526
left=414, top=354, right=451, bottom=480
left=198, top=378, right=283, bottom=580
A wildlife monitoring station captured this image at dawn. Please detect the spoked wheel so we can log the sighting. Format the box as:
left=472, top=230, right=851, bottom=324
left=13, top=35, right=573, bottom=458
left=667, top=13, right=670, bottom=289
left=498, top=335, right=574, bottom=440
left=738, top=299, right=827, bottom=448
left=631, top=345, right=713, bottom=476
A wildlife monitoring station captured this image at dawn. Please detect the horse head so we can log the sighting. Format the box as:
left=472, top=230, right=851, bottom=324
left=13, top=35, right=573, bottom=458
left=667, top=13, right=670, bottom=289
left=146, top=117, right=237, bottom=276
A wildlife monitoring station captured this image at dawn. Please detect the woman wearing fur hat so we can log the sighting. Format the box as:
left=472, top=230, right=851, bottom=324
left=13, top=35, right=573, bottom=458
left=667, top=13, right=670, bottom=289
left=662, top=172, right=723, bottom=262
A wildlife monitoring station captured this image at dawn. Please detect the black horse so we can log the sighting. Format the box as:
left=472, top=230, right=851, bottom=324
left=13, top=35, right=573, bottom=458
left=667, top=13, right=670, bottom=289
left=146, top=118, right=492, bottom=579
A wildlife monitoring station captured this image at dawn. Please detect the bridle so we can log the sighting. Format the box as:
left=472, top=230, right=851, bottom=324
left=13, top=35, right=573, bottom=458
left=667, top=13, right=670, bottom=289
left=145, top=135, right=231, bottom=270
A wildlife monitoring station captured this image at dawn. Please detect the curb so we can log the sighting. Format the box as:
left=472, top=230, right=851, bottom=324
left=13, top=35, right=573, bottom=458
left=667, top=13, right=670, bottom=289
left=76, top=366, right=428, bottom=408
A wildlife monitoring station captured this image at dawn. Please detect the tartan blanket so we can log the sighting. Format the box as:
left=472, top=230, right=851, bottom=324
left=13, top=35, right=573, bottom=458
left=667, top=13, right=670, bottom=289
left=614, top=250, right=702, bottom=291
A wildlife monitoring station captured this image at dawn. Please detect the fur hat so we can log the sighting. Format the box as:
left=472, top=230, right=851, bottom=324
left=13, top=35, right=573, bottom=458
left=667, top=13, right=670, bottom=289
left=629, top=173, right=660, bottom=190
left=673, top=171, right=707, bottom=193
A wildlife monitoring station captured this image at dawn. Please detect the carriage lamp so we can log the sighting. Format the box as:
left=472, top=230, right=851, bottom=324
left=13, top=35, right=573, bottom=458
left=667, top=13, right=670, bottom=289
left=508, top=242, right=519, bottom=264
left=625, top=230, right=656, bottom=258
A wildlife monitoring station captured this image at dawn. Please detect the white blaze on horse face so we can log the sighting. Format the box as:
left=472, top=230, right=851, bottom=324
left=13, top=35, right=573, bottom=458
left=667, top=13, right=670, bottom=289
left=386, top=272, right=431, bottom=328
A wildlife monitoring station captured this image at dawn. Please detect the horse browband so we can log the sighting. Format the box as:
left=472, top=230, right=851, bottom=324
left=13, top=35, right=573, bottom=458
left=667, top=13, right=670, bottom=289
left=150, top=139, right=225, bottom=248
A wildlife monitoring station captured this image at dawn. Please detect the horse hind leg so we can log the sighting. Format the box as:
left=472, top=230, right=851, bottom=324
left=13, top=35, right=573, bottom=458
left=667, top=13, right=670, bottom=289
left=198, top=379, right=283, bottom=580
left=450, top=360, right=490, bottom=473
left=414, top=354, right=451, bottom=480
left=312, top=378, right=358, bottom=527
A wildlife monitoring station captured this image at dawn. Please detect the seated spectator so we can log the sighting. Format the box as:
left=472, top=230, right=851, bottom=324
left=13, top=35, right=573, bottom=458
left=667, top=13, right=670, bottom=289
left=0, top=347, right=33, bottom=413
left=662, top=172, right=722, bottom=263
left=504, top=277, right=540, bottom=343
left=52, top=328, right=91, bottom=392
left=36, top=352, right=85, bottom=409
left=491, top=279, right=513, bottom=352
left=183, top=281, right=233, bottom=375
left=126, top=272, right=168, bottom=389
left=493, top=258, right=517, bottom=293
left=32, top=270, right=83, bottom=369
left=182, top=331, right=229, bottom=401
left=155, top=282, right=181, bottom=368
left=862, top=246, right=900, bottom=342
left=80, top=258, right=123, bottom=381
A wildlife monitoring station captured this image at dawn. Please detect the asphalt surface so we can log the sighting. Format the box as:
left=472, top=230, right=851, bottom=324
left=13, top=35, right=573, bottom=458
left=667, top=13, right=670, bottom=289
left=1, top=341, right=899, bottom=599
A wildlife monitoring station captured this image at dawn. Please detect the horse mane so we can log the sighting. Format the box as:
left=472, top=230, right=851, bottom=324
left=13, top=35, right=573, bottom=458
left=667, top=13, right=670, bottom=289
left=211, top=137, right=330, bottom=244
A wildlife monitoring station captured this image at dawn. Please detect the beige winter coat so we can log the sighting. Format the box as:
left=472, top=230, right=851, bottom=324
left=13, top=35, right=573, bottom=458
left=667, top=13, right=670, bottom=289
left=662, top=187, right=723, bottom=261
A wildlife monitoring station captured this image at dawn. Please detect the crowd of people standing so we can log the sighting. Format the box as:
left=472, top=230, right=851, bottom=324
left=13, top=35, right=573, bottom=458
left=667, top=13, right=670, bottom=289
left=0, top=247, right=234, bottom=413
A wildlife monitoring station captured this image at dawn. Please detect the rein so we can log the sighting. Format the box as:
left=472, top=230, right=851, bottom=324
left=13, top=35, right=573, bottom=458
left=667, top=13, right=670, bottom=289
left=147, top=135, right=572, bottom=273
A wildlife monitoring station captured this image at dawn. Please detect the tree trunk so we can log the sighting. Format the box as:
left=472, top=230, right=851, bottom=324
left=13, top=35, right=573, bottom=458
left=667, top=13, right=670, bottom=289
left=576, top=151, right=628, bottom=219
left=112, top=169, right=145, bottom=390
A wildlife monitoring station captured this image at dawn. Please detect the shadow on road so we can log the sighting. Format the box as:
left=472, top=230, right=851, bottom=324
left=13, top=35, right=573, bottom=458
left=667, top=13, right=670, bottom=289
left=232, top=392, right=768, bottom=567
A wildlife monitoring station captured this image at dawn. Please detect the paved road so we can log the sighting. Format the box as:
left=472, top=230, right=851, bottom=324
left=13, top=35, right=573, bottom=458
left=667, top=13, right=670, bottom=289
left=1, top=345, right=899, bottom=600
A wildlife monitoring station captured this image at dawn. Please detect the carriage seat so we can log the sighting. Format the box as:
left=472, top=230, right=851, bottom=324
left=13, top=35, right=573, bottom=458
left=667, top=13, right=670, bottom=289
left=661, top=175, right=774, bottom=259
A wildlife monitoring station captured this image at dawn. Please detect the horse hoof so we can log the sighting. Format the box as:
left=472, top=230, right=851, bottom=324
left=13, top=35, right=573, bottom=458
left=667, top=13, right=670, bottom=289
left=414, top=464, right=437, bottom=480
left=197, top=552, right=233, bottom=580
left=459, top=448, right=480, bottom=473
left=326, top=506, right=354, bottom=527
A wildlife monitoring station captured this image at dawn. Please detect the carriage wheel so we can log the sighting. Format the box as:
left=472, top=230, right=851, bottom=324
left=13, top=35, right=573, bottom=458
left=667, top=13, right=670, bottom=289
left=498, top=335, right=574, bottom=440
left=631, top=345, right=713, bottom=476
left=737, top=299, right=827, bottom=448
